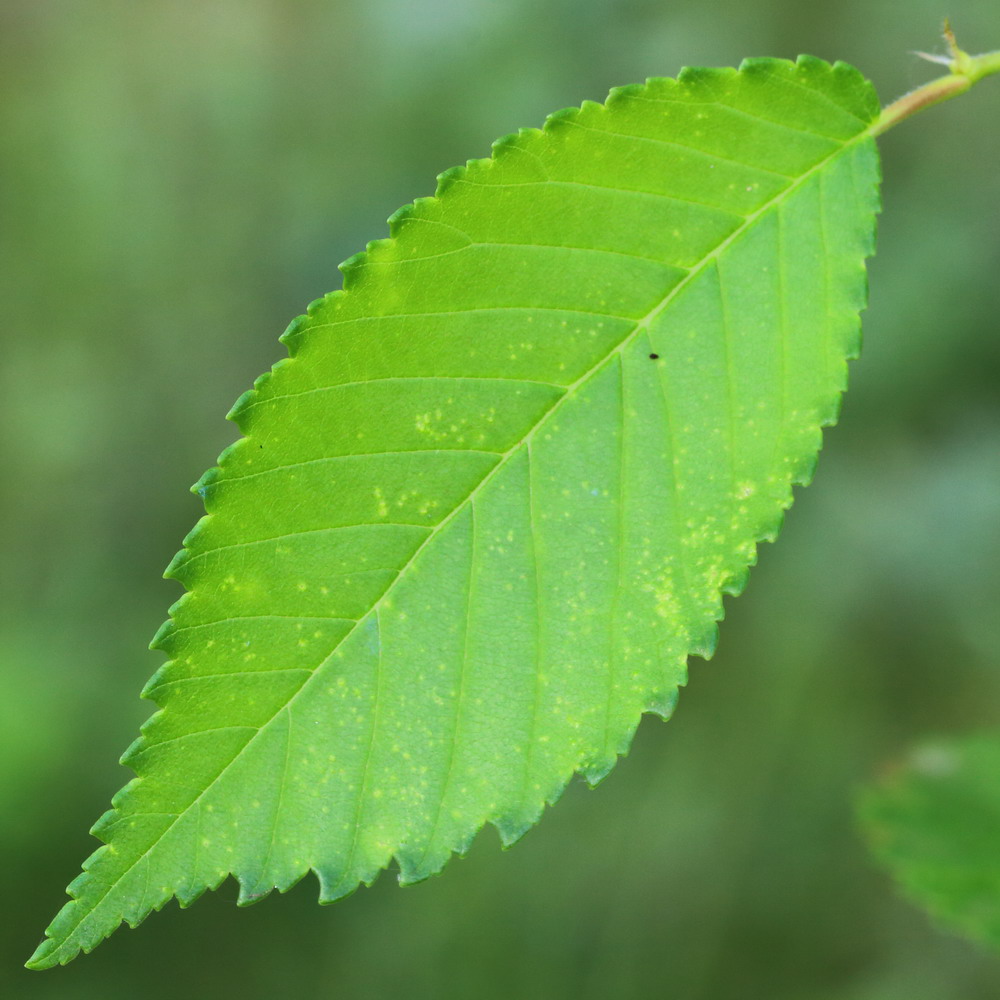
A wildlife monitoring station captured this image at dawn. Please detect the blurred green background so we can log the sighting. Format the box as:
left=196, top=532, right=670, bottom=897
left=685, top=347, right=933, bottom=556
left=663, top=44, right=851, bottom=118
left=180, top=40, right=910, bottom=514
left=2, top=1, right=999, bottom=996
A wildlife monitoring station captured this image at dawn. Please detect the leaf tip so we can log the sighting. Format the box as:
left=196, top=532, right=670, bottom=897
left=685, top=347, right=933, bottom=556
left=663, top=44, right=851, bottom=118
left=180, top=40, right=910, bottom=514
left=25, top=939, right=55, bottom=971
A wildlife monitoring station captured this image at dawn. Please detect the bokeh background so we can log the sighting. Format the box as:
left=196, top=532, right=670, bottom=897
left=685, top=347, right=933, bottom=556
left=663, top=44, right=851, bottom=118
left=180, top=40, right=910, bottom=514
left=3, top=1, right=999, bottom=996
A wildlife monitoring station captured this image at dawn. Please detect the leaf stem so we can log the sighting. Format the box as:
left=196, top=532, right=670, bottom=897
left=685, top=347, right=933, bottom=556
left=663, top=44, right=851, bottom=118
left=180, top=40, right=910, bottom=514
left=871, top=27, right=1000, bottom=137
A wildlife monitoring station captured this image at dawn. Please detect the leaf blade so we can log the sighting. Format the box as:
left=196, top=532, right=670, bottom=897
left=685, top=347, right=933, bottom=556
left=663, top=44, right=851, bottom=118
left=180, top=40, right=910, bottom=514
left=29, top=56, right=881, bottom=968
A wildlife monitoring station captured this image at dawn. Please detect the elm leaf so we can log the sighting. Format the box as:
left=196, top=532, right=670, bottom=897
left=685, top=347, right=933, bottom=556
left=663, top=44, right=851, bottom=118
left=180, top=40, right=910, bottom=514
left=28, top=55, right=881, bottom=969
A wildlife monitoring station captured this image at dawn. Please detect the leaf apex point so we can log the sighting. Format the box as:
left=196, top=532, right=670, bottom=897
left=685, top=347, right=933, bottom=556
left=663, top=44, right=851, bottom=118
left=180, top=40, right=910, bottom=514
left=25, top=940, right=56, bottom=971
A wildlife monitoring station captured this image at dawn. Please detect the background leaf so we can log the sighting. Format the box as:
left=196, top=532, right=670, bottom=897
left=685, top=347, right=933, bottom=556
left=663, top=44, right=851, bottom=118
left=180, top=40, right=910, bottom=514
left=859, top=733, right=1000, bottom=952
left=28, top=56, right=881, bottom=969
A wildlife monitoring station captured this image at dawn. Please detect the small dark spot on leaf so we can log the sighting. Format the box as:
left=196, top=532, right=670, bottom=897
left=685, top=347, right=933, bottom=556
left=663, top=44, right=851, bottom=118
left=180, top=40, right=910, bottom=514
left=649, top=353, right=660, bottom=360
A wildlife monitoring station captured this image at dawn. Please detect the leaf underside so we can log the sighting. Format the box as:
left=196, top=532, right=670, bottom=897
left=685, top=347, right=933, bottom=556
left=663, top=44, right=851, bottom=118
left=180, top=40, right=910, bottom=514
left=860, top=733, right=1000, bottom=952
left=30, top=55, right=880, bottom=968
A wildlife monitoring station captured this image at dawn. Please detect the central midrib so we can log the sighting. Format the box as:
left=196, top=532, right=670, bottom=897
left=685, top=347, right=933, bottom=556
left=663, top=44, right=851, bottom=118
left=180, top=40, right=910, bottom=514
left=58, top=118, right=876, bottom=955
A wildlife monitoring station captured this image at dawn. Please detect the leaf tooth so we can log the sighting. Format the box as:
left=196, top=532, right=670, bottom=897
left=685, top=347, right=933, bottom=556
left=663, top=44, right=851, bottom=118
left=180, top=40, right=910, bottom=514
left=689, top=621, right=720, bottom=661
left=225, top=388, right=257, bottom=425
left=578, top=751, right=619, bottom=788
left=302, top=293, right=327, bottom=316
left=175, top=874, right=221, bottom=909
left=277, top=866, right=313, bottom=896
left=251, top=367, right=274, bottom=392
left=756, top=508, right=787, bottom=545
left=607, top=82, right=644, bottom=104
left=88, top=808, right=119, bottom=841
left=232, top=357, right=297, bottom=416
left=677, top=64, right=737, bottom=90
left=278, top=311, right=308, bottom=343
left=139, top=660, right=172, bottom=700
left=492, top=805, right=544, bottom=849
left=313, top=846, right=395, bottom=904
left=226, top=355, right=294, bottom=427
left=119, top=732, right=151, bottom=771
left=830, top=58, right=864, bottom=78
left=791, top=440, right=823, bottom=487
left=646, top=686, right=682, bottom=722
left=216, top=434, right=255, bottom=471
left=721, top=562, right=752, bottom=598
left=584, top=698, right=665, bottom=786
left=736, top=56, right=795, bottom=77
left=794, top=53, right=829, bottom=74
left=163, top=515, right=212, bottom=578
left=459, top=154, right=493, bottom=181
left=278, top=295, right=338, bottom=351
left=395, top=823, right=481, bottom=887
left=67, top=863, right=99, bottom=895
left=542, top=105, right=580, bottom=131
left=165, top=590, right=193, bottom=622
left=643, top=74, right=678, bottom=93
left=432, top=163, right=464, bottom=196
left=365, top=236, right=394, bottom=260
left=385, top=200, right=420, bottom=236
left=337, top=250, right=368, bottom=290
left=490, top=129, right=522, bottom=153
left=148, top=619, right=175, bottom=652
left=487, top=785, right=573, bottom=851
left=189, top=464, right=220, bottom=498
left=162, top=548, right=190, bottom=582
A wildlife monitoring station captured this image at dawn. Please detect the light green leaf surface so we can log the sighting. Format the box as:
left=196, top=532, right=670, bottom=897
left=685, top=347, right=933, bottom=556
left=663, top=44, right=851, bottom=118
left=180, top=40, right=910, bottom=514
left=30, top=56, right=881, bottom=968
left=860, top=733, right=1000, bottom=952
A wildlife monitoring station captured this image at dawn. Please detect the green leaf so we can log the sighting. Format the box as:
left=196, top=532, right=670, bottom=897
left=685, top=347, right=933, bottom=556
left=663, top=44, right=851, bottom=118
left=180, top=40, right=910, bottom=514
left=859, top=733, right=1000, bottom=952
left=29, top=56, right=881, bottom=968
